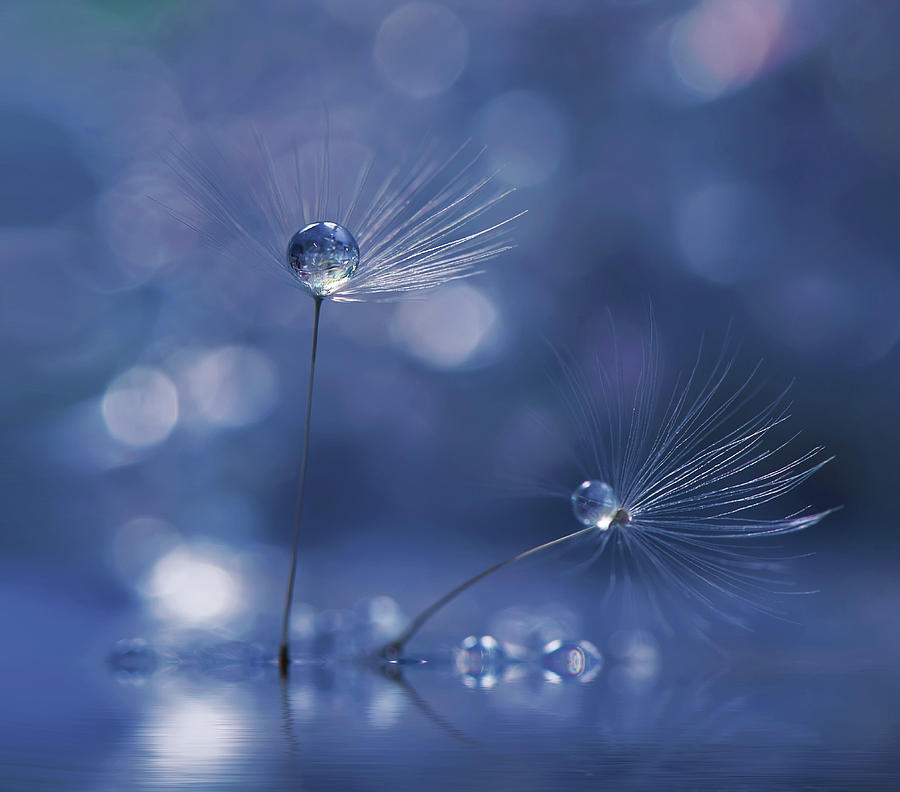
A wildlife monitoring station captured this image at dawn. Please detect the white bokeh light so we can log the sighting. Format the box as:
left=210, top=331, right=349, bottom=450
left=390, top=283, right=499, bottom=368
left=181, top=345, right=278, bottom=428
left=669, top=0, right=788, bottom=100
left=142, top=544, right=243, bottom=625
left=102, top=366, right=179, bottom=447
left=478, top=90, right=568, bottom=186
left=374, top=3, right=469, bottom=98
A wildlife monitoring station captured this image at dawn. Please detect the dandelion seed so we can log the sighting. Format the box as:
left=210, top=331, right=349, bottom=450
left=165, top=126, right=523, bottom=675
left=382, top=322, right=835, bottom=658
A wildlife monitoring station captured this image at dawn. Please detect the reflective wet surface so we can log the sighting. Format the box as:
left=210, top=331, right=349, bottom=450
left=3, top=556, right=899, bottom=791
left=6, top=657, right=899, bottom=791
left=4, top=1, right=900, bottom=789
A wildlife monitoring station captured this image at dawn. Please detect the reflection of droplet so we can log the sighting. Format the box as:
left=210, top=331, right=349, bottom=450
left=287, top=221, right=359, bottom=297
left=374, top=3, right=469, bottom=98
left=147, top=694, right=247, bottom=775
left=368, top=686, right=407, bottom=729
left=102, top=366, right=178, bottom=447
left=541, top=639, right=603, bottom=683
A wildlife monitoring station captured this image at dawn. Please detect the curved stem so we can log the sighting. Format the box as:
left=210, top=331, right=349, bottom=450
left=381, top=525, right=596, bottom=658
left=280, top=296, right=323, bottom=677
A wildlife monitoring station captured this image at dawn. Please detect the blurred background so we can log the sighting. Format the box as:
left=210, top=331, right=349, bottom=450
left=1, top=0, right=899, bottom=788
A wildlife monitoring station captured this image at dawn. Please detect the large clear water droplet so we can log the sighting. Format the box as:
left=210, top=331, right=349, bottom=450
left=571, top=480, right=620, bottom=529
left=287, top=221, right=360, bottom=297
left=455, top=634, right=504, bottom=686
left=541, top=639, right=602, bottom=682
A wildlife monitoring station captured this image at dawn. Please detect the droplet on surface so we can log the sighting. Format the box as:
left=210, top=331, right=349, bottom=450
left=541, top=639, right=602, bottom=683
left=286, top=221, right=359, bottom=297
left=570, top=480, right=621, bottom=529
left=455, top=635, right=504, bottom=682
left=109, top=638, right=158, bottom=676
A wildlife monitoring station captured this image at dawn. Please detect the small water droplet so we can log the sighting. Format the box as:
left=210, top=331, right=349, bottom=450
left=455, top=634, right=504, bottom=682
left=286, top=221, right=359, bottom=297
left=109, top=638, right=158, bottom=676
left=541, top=639, right=602, bottom=682
left=570, top=480, right=620, bottom=529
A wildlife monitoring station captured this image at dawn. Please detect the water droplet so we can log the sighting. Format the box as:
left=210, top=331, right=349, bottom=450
left=287, top=221, right=360, bottom=297
left=570, top=480, right=621, bottom=529
left=109, top=638, right=158, bottom=677
left=541, top=639, right=602, bottom=682
left=455, top=634, right=504, bottom=681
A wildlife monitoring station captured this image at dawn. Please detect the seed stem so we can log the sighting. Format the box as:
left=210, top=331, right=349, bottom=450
left=380, top=525, right=596, bottom=659
left=280, top=296, right=323, bottom=677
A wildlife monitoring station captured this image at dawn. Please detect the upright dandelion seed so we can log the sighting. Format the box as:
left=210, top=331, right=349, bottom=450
left=382, top=324, right=835, bottom=658
left=166, top=127, right=524, bottom=675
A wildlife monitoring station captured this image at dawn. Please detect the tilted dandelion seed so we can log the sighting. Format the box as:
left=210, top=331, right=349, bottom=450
left=164, top=126, right=523, bottom=674
left=383, top=321, right=836, bottom=657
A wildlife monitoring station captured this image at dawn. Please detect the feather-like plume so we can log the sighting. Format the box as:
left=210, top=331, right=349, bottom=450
left=162, top=123, right=523, bottom=676
left=383, top=320, right=836, bottom=656
left=164, top=129, right=523, bottom=301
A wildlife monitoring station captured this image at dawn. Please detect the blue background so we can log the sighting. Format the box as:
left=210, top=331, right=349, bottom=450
left=1, top=1, right=898, bottom=789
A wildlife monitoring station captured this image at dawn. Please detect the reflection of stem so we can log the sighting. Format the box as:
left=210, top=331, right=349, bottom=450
left=280, top=297, right=323, bottom=677
left=381, top=525, right=596, bottom=658
left=279, top=674, right=314, bottom=792
left=279, top=675, right=300, bottom=757
left=379, top=665, right=479, bottom=749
